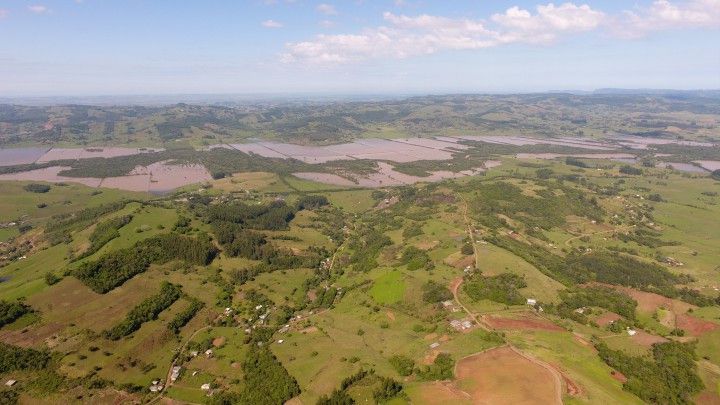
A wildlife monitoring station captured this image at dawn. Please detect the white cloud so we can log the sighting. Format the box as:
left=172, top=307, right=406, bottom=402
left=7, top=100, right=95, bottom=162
left=283, top=1, right=719, bottom=65
left=284, top=3, right=601, bottom=64
left=613, top=0, right=720, bottom=37
left=317, top=3, right=337, bottom=15
left=262, top=19, right=284, bottom=28
left=491, top=3, right=604, bottom=44
left=28, top=5, right=49, bottom=14
left=319, top=19, right=336, bottom=28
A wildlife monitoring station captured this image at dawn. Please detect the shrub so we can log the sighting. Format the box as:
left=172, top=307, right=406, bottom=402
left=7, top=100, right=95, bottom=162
left=23, top=183, right=51, bottom=193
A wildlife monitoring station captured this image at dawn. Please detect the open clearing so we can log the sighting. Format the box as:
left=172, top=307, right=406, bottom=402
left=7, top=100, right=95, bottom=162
left=410, top=346, right=561, bottom=405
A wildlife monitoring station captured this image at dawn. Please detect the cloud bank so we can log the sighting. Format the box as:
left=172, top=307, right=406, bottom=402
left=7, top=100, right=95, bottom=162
left=282, top=0, right=720, bottom=64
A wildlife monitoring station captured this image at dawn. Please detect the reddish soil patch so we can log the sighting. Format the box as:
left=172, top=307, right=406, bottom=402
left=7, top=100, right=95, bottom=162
left=573, top=333, right=591, bottom=347
left=676, top=313, right=719, bottom=336
left=483, top=313, right=564, bottom=332
left=595, top=312, right=622, bottom=327
left=454, top=346, right=561, bottom=405
left=414, top=381, right=471, bottom=404
left=611, top=285, right=694, bottom=314
left=421, top=350, right=441, bottom=365
left=212, top=336, right=226, bottom=348
left=557, top=368, right=582, bottom=396
left=695, top=390, right=720, bottom=405
left=610, top=370, right=628, bottom=383
left=452, top=255, right=475, bottom=270
left=630, top=330, right=667, bottom=347
left=386, top=311, right=396, bottom=321
left=415, top=240, right=439, bottom=250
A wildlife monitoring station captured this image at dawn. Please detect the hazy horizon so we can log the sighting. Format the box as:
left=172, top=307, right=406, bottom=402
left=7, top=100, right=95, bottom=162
left=1, top=0, right=719, bottom=96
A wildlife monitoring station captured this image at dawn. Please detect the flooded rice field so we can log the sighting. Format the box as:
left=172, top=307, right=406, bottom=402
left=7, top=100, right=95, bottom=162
left=656, top=162, right=709, bottom=173
left=0, top=135, right=715, bottom=191
left=614, top=135, right=715, bottom=149
left=0, top=166, right=102, bottom=187
left=515, top=153, right=637, bottom=160
left=35, top=147, right=163, bottom=163
left=227, top=138, right=458, bottom=163
left=293, top=160, right=501, bottom=188
left=0, top=147, right=50, bottom=166
left=0, top=161, right=211, bottom=193
left=693, top=160, right=720, bottom=171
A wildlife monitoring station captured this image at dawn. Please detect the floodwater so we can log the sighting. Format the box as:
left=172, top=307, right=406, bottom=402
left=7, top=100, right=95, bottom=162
left=515, top=153, right=636, bottom=160
left=0, top=147, right=50, bottom=166
left=0, top=161, right=211, bottom=193
left=0, top=166, right=102, bottom=187
left=461, top=136, right=615, bottom=150
left=693, top=160, right=720, bottom=172
left=35, top=147, right=163, bottom=163
left=614, top=135, right=715, bottom=149
left=655, top=162, right=708, bottom=173
left=226, top=137, right=459, bottom=163
left=293, top=160, right=501, bottom=188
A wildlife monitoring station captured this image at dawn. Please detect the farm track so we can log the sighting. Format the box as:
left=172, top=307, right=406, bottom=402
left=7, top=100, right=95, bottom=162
left=148, top=325, right=211, bottom=404
left=564, top=225, right=634, bottom=247
left=455, top=193, right=564, bottom=405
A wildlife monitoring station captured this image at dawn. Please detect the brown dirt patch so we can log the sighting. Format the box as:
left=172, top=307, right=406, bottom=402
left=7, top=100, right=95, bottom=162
left=413, top=381, right=471, bottom=404
left=300, top=326, right=318, bottom=334
left=676, top=313, right=719, bottom=337
left=554, top=365, right=582, bottom=396
left=285, top=397, right=304, bottom=405
left=573, top=333, right=591, bottom=347
left=612, top=285, right=694, bottom=314
left=595, top=312, right=622, bottom=327
left=483, top=313, right=564, bottom=332
left=212, top=336, right=226, bottom=348
left=631, top=330, right=667, bottom=347
left=424, top=333, right=439, bottom=341
left=415, top=240, right=439, bottom=250
left=695, top=390, right=720, bottom=405
left=454, top=346, right=561, bottom=405
left=421, top=350, right=441, bottom=365
left=610, top=370, right=628, bottom=383
left=386, top=311, right=396, bottom=321
left=451, top=255, right=475, bottom=270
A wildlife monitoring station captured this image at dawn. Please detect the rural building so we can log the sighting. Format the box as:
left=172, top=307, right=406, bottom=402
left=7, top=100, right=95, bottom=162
left=170, top=366, right=181, bottom=382
left=526, top=298, right=537, bottom=306
left=5, top=380, right=16, bottom=387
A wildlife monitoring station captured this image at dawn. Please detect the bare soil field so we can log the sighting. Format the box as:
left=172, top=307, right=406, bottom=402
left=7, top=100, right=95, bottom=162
left=609, top=285, right=695, bottom=315
left=453, top=346, right=562, bottom=405
left=595, top=312, right=622, bottom=327
left=482, top=313, right=564, bottom=331
left=676, top=313, right=719, bottom=336
left=630, top=330, right=668, bottom=347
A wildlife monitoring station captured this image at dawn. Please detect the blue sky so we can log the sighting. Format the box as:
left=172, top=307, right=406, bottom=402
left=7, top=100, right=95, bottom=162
left=0, top=0, right=719, bottom=96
